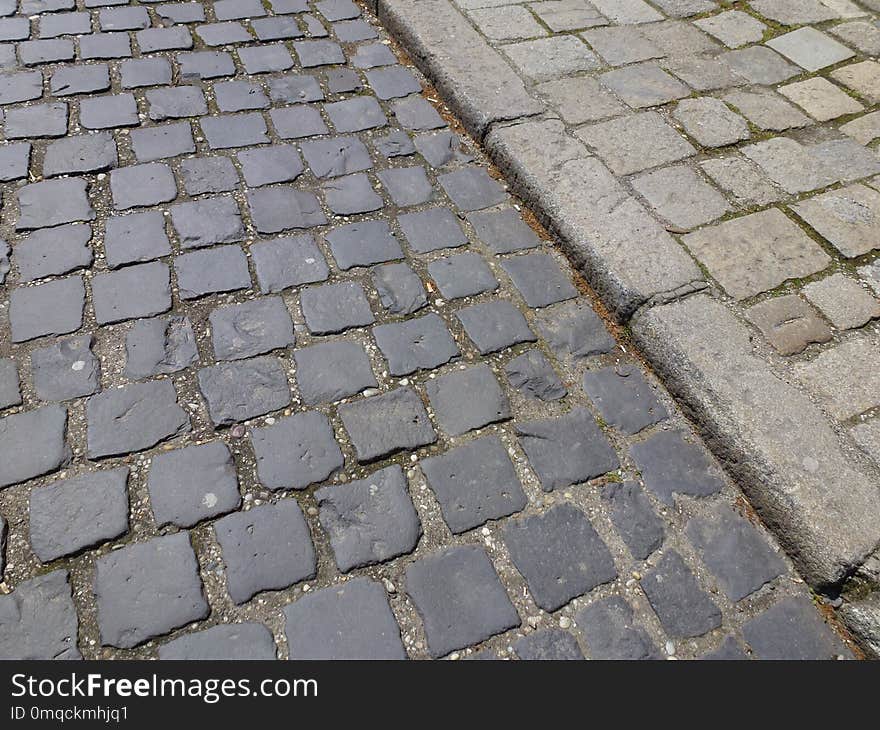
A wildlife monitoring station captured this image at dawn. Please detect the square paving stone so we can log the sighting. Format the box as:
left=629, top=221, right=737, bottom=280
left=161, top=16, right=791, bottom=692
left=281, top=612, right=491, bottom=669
left=513, top=629, right=584, bottom=661
left=79, top=32, right=132, bottom=60
left=582, top=364, right=667, bottom=434
left=671, top=97, right=750, bottom=148
left=110, top=163, right=177, bottom=210
left=16, top=178, right=94, bottom=230
left=316, top=464, right=421, bottom=572
left=575, top=595, right=661, bottom=660
left=600, top=62, right=690, bottom=109
left=196, top=21, right=251, bottom=46
left=640, top=550, right=721, bottom=638
left=391, top=96, right=444, bottom=131
left=93, top=532, right=209, bottom=648
left=294, top=39, right=344, bottom=67
left=364, top=66, right=421, bottom=99
left=210, top=297, right=294, bottom=361
left=501, top=252, right=578, bottom=308
left=294, top=339, right=377, bottom=405
left=253, top=16, right=304, bottom=41
left=179, top=156, right=239, bottom=195
left=92, top=261, right=172, bottom=324
left=504, top=503, right=617, bottom=611
left=0, top=405, right=70, bottom=489
left=175, top=245, right=252, bottom=299
left=503, top=35, right=600, bottom=82
left=373, top=262, right=427, bottom=314
left=0, top=570, right=80, bottom=659
left=686, top=505, right=786, bottom=601
left=720, top=46, right=799, bottom=85
left=767, top=27, right=854, bottom=72
left=791, top=183, right=880, bottom=258
left=269, top=105, right=329, bottom=139
left=742, top=596, right=850, bottom=659
left=104, top=211, right=171, bottom=268
left=398, top=207, right=468, bottom=253
left=125, top=316, right=199, bottom=380
left=86, top=380, right=189, bottom=458
left=377, top=166, right=434, bottom=207
left=632, top=164, right=731, bottom=230
left=202, top=113, right=269, bottom=149
left=469, top=5, right=548, bottom=41
left=326, top=95, right=387, bottom=133
left=15, top=224, right=93, bottom=282
left=19, top=38, right=75, bottom=65
left=426, top=364, right=510, bottom=436
left=516, top=408, right=619, bottom=491
left=602, top=481, right=664, bottom=560
left=802, top=273, right=880, bottom=330
left=29, top=467, right=129, bottom=562
left=372, top=313, right=459, bottom=376
left=284, top=577, right=406, bottom=659
left=31, top=335, right=100, bottom=402
left=251, top=234, right=329, bottom=293
left=137, top=26, right=193, bottom=52
left=438, top=168, right=506, bottom=212
left=807, top=138, right=880, bottom=184
left=535, top=76, right=626, bottom=125
left=147, top=87, right=208, bottom=122
left=300, top=281, right=375, bottom=335
left=43, top=132, right=118, bottom=177
left=159, top=623, right=276, bottom=660
left=338, top=387, right=436, bottom=463
left=178, top=50, right=236, bottom=80
left=148, top=442, right=241, bottom=528
left=171, top=195, right=244, bottom=249
left=158, top=2, right=207, bottom=23
left=427, top=252, right=498, bottom=300
left=325, top=221, right=403, bottom=271
left=215, top=0, right=267, bottom=20
left=80, top=93, right=139, bottom=129
left=246, top=187, right=327, bottom=233
left=197, top=356, right=291, bottom=426
left=412, top=131, right=468, bottom=166
left=0, top=359, right=20, bottom=410
left=682, top=208, right=831, bottom=300
left=238, top=145, right=304, bottom=186
left=130, top=122, right=195, bottom=162
left=577, top=111, right=695, bottom=176
left=351, top=41, right=395, bottom=67
left=215, top=500, right=316, bottom=604
left=322, top=173, right=383, bottom=215
left=239, top=44, right=295, bottom=74
left=723, top=89, right=810, bottom=132
left=582, top=26, right=663, bottom=67
left=468, top=207, right=541, bottom=254
left=316, top=0, right=359, bottom=21
left=740, top=138, right=835, bottom=196
left=50, top=65, right=111, bottom=97
left=746, top=294, right=831, bottom=355
left=629, top=430, right=724, bottom=506
left=0, top=70, right=42, bottom=104
left=9, top=276, right=86, bottom=343
left=455, top=300, right=536, bottom=354
left=504, top=349, right=567, bottom=401
left=5, top=102, right=69, bottom=139
left=832, top=60, right=880, bottom=104
left=405, top=545, right=519, bottom=658
left=250, top=411, right=344, bottom=490
left=267, top=74, right=324, bottom=104
left=0, top=142, right=30, bottom=181
left=661, top=55, right=744, bottom=92
left=694, top=10, right=766, bottom=48
left=779, top=77, right=864, bottom=122
left=420, top=434, right=527, bottom=534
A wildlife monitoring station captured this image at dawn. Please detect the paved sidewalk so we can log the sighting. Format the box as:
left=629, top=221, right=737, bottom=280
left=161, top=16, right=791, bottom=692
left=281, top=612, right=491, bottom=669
left=377, top=0, right=880, bottom=651
left=0, top=0, right=852, bottom=659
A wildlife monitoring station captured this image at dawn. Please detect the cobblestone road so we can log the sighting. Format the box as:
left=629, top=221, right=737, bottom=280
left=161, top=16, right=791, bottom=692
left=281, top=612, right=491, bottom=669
left=0, top=0, right=852, bottom=659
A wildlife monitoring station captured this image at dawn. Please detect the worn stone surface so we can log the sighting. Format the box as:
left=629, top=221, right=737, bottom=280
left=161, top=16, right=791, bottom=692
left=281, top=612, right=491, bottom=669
left=743, top=596, right=851, bottom=659
left=0, top=405, right=70, bottom=489
left=576, top=596, right=661, bottom=660
left=425, top=364, right=510, bottom=436
left=159, top=623, right=277, bottom=660
left=795, top=337, right=880, bottom=420
left=745, top=295, right=832, bottom=356
left=641, top=550, right=722, bottom=638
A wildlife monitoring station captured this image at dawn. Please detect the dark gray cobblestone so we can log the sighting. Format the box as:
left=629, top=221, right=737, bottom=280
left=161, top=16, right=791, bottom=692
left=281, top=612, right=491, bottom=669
left=0, top=0, right=845, bottom=661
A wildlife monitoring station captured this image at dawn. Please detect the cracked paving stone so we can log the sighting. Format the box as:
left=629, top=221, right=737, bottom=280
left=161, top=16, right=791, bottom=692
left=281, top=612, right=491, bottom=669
left=86, top=379, right=189, bottom=458
left=316, top=464, right=421, bottom=572
left=43, top=132, right=117, bottom=177
left=31, top=335, right=100, bottom=402
left=238, top=145, right=304, bottom=186
left=468, top=208, right=541, bottom=254
left=373, top=262, right=427, bottom=315
left=250, top=411, right=344, bottom=490
left=372, top=312, right=459, bottom=376
left=686, top=505, right=786, bottom=601
left=438, top=168, right=506, bottom=211
left=125, top=316, right=199, bottom=379
left=641, top=550, right=721, bottom=638
left=427, top=251, right=497, bottom=299
left=251, top=234, right=329, bottom=292
left=94, top=532, right=209, bottom=649
left=0, top=570, right=81, bottom=659
left=284, top=577, right=406, bottom=659
left=197, top=356, right=291, bottom=426
left=420, top=434, right=527, bottom=534
left=630, top=430, right=724, bottom=505
left=426, top=364, right=511, bottom=436
left=322, top=173, right=383, bottom=215
left=0, top=359, right=20, bottom=410
left=513, top=630, right=584, bottom=661
left=210, top=297, right=294, bottom=361
left=391, top=96, right=445, bottom=131
left=536, top=300, right=614, bottom=360
left=407, top=545, right=519, bottom=658
left=110, top=162, right=177, bottom=210
left=159, top=623, right=276, bottom=660
left=92, top=261, right=172, bottom=324
left=582, top=364, right=667, bottom=434
left=300, top=281, right=375, bottom=335
left=269, top=105, right=329, bottom=139
left=672, top=97, right=750, bottom=148
left=175, top=245, right=252, bottom=299
left=15, top=224, right=93, bottom=282
left=171, top=195, right=244, bottom=249
left=0, top=405, right=70, bottom=489
left=179, top=156, right=239, bottom=195
left=397, top=207, right=468, bottom=253
left=293, top=339, right=377, bottom=405
left=377, top=166, right=434, bottom=207
left=517, top=408, right=619, bottom=491
left=215, top=500, right=316, bottom=605
left=9, top=276, right=86, bottom=343
left=802, top=273, right=880, bottom=330
left=745, top=294, right=832, bottom=355
left=456, top=300, right=536, bottom=354
left=29, top=467, right=129, bottom=562
left=246, top=187, right=327, bottom=233
left=130, top=121, right=196, bottom=162
left=326, top=95, right=387, bottom=132
left=602, top=481, right=664, bottom=560
left=16, top=178, right=94, bottom=231
left=339, top=387, right=436, bottom=463
left=575, top=596, right=662, bottom=660
left=504, top=503, right=617, bottom=611
left=5, top=102, right=69, bottom=140
left=504, top=350, right=566, bottom=401
left=104, top=211, right=171, bottom=269
left=148, top=441, right=241, bottom=528
left=742, top=596, right=850, bottom=659
left=501, top=252, right=578, bottom=308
